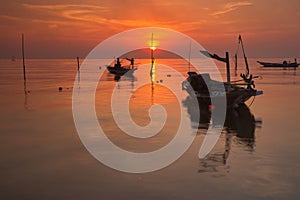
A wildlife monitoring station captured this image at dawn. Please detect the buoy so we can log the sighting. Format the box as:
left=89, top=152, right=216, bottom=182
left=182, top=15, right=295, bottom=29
left=58, top=87, right=63, bottom=91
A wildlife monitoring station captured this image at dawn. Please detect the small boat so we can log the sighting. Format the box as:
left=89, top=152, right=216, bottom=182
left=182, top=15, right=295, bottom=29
left=107, top=57, right=137, bottom=75
left=107, top=65, right=136, bottom=75
left=257, top=60, right=299, bottom=68
left=182, top=35, right=263, bottom=107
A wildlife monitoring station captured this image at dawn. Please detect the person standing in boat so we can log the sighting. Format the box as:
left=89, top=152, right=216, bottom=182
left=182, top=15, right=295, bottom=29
left=126, top=57, right=135, bottom=69
left=115, top=58, right=121, bottom=68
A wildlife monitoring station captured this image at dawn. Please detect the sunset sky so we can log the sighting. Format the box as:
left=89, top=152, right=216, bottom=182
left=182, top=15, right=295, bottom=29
left=0, top=0, right=299, bottom=58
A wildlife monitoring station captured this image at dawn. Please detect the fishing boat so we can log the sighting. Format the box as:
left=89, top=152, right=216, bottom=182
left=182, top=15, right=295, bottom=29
left=182, top=71, right=262, bottom=107
left=107, top=57, right=137, bottom=75
left=257, top=60, right=299, bottom=68
left=182, top=35, right=263, bottom=107
left=107, top=65, right=136, bottom=75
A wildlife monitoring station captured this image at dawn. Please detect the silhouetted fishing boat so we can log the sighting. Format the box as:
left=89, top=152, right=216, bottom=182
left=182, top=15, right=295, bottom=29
left=107, top=57, right=137, bottom=75
left=257, top=60, right=299, bottom=68
left=107, top=66, right=136, bottom=75
left=182, top=35, right=263, bottom=107
left=182, top=72, right=262, bottom=107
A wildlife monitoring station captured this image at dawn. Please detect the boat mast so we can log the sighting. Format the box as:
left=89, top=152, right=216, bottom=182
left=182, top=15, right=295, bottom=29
left=150, top=33, right=154, bottom=75
left=188, top=41, right=191, bottom=72
left=238, top=35, right=249, bottom=76
left=150, top=33, right=155, bottom=103
left=150, top=33, right=156, bottom=86
left=225, top=52, right=230, bottom=89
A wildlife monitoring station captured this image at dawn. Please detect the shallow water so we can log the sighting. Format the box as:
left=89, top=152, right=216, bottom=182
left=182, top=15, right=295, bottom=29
left=0, top=58, right=299, bottom=199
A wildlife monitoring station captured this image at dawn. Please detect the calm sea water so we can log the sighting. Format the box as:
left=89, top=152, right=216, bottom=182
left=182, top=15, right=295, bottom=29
left=0, top=58, right=299, bottom=199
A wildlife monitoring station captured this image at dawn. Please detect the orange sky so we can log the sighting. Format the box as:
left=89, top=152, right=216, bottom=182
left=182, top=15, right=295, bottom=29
left=0, top=0, right=299, bottom=58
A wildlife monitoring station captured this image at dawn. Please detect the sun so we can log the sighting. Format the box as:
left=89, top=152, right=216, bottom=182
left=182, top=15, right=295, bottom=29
left=150, top=46, right=157, bottom=51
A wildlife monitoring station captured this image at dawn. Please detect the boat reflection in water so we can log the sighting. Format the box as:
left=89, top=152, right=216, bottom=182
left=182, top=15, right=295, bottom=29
left=107, top=64, right=137, bottom=84
left=183, top=96, right=261, bottom=173
left=113, top=72, right=137, bottom=82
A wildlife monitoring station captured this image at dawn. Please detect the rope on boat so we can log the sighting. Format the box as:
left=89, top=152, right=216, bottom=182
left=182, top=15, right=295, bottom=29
left=234, top=35, right=250, bottom=77
left=248, top=95, right=256, bottom=107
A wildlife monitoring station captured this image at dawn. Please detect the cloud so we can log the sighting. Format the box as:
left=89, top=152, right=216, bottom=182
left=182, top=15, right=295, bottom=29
left=0, top=15, right=22, bottom=21
left=22, top=3, right=109, bottom=12
left=15, top=3, right=182, bottom=31
left=0, top=2, right=237, bottom=37
left=212, top=1, right=253, bottom=16
left=0, top=2, right=256, bottom=40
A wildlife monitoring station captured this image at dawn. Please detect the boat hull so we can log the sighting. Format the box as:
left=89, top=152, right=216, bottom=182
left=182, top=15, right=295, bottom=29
left=107, top=66, right=137, bottom=75
left=257, top=61, right=299, bottom=68
left=184, top=86, right=259, bottom=107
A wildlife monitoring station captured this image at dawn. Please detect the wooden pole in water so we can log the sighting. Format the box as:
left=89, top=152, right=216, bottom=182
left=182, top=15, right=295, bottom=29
left=77, top=56, right=80, bottom=71
left=22, top=33, right=27, bottom=94
left=22, top=33, right=26, bottom=82
left=76, top=56, right=80, bottom=83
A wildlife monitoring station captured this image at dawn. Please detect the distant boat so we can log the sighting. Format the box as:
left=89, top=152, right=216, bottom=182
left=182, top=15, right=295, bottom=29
left=257, top=60, right=299, bottom=68
left=107, top=65, right=137, bottom=75
left=106, top=57, right=137, bottom=75
left=182, top=35, right=263, bottom=107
